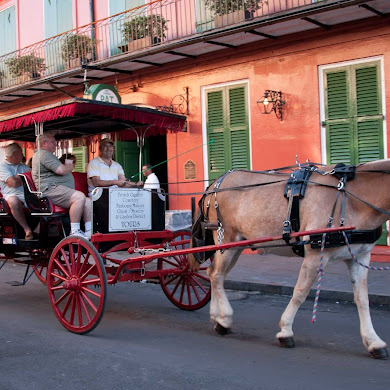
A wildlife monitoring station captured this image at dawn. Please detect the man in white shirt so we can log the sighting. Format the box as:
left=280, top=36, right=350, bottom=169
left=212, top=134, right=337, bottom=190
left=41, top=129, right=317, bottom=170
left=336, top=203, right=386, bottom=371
left=87, top=138, right=142, bottom=195
left=142, top=163, right=160, bottom=189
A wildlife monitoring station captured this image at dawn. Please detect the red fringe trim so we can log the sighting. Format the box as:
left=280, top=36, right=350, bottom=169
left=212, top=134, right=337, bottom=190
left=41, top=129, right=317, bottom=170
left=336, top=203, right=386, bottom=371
left=0, top=102, right=186, bottom=135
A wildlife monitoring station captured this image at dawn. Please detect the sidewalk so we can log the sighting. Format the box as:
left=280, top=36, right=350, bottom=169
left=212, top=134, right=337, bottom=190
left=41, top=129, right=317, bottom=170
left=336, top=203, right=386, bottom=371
left=224, top=253, right=390, bottom=305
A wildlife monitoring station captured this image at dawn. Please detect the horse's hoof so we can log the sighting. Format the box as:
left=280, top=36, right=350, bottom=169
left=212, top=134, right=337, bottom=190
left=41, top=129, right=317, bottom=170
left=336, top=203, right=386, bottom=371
left=214, top=323, right=230, bottom=336
left=370, top=348, right=389, bottom=360
left=279, top=337, right=295, bottom=348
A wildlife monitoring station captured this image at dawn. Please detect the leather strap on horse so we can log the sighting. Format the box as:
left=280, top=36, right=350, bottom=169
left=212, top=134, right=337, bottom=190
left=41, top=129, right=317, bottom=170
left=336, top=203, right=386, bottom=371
left=191, top=171, right=232, bottom=264
left=283, top=165, right=317, bottom=249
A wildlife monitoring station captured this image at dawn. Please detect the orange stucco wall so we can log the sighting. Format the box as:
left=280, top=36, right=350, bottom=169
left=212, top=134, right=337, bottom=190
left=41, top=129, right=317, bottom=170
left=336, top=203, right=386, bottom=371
left=118, top=19, right=390, bottom=210
left=1, top=3, right=389, bottom=212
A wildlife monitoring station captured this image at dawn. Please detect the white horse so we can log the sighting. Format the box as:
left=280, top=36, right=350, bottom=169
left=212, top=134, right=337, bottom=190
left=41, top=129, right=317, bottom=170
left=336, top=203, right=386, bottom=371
left=189, top=160, right=390, bottom=359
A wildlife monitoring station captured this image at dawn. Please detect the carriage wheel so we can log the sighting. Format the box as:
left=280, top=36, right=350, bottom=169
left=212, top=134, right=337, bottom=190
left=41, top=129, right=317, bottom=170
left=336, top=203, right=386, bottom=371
left=47, top=236, right=107, bottom=334
left=157, top=230, right=211, bottom=311
left=34, top=264, right=51, bottom=285
left=34, top=263, right=64, bottom=287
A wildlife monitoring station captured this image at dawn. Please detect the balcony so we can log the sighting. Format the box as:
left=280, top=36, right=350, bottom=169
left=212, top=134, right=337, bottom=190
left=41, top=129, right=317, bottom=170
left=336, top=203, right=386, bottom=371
left=0, top=0, right=388, bottom=104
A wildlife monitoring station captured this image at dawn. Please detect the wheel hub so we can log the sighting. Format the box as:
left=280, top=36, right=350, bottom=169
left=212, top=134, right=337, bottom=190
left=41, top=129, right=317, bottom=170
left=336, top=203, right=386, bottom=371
left=63, top=277, right=81, bottom=291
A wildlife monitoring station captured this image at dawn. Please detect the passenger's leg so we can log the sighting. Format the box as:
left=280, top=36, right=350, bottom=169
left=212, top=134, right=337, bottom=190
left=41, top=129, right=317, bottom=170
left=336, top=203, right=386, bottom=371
left=83, top=196, right=92, bottom=223
left=7, top=196, right=32, bottom=238
left=68, top=190, right=86, bottom=225
left=83, top=197, right=92, bottom=238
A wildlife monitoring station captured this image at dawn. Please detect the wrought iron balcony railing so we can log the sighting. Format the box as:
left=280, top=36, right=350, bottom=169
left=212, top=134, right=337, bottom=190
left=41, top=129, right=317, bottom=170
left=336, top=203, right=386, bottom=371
left=0, top=0, right=341, bottom=90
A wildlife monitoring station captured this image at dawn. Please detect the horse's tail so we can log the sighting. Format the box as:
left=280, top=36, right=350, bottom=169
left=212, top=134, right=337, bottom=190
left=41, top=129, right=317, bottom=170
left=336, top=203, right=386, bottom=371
left=187, top=204, right=216, bottom=270
left=188, top=245, right=201, bottom=270
left=188, top=207, right=202, bottom=270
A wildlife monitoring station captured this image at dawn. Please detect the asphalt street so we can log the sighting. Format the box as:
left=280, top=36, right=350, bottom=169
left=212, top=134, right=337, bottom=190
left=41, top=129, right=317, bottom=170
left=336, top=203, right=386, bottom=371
left=0, top=262, right=389, bottom=390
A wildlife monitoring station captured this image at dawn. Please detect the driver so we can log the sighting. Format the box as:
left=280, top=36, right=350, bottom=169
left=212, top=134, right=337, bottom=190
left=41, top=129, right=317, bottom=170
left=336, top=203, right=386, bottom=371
left=87, top=138, right=142, bottom=196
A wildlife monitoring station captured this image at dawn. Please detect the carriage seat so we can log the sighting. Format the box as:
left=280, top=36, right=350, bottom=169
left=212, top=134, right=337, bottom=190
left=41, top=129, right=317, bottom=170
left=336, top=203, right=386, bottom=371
left=73, top=172, right=88, bottom=196
left=18, top=171, right=88, bottom=215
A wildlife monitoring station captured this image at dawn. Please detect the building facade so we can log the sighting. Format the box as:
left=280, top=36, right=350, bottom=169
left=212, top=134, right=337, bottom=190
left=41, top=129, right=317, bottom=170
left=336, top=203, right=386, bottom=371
left=0, top=0, right=389, bottom=243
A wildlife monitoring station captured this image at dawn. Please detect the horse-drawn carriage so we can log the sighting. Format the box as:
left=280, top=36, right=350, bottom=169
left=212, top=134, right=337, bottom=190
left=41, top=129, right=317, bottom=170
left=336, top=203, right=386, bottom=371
left=0, top=98, right=388, bottom=359
left=0, top=98, right=213, bottom=334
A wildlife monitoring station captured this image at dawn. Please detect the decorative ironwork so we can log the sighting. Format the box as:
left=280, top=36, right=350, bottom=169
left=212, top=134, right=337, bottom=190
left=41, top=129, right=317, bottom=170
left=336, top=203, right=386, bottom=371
left=257, top=90, right=285, bottom=121
left=157, top=87, right=189, bottom=115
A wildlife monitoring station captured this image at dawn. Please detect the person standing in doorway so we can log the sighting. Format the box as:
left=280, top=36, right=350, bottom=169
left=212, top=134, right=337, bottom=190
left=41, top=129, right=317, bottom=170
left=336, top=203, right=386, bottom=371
left=142, top=163, right=160, bottom=189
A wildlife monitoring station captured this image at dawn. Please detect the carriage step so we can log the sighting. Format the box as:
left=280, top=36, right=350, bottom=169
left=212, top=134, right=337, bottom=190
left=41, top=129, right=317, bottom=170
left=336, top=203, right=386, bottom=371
left=18, top=239, right=40, bottom=248
left=13, top=257, right=33, bottom=262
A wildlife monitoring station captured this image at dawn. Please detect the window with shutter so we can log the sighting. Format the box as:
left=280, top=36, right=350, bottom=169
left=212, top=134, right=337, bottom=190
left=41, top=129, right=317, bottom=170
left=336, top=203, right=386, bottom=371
left=195, top=0, right=214, bottom=32
left=0, top=6, right=16, bottom=57
left=206, top=84, right=250, bottom=182
left=44, top=0, right=73, bottom=73
left=72, top=146, right=87, bottom=173
left=324, top=62, right=383, bottom=165
left=324, top=60, right=386, bottom=243
left=109, top=0, right=145, bottom=55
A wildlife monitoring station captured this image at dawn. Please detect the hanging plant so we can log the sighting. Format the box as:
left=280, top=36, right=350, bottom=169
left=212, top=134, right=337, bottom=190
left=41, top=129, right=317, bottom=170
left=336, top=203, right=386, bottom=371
left=5, top=53, right=45, bottom=78
left=204, top=0, right=266, bottom=16
left=121, top=14, right=168, bottom=42
left=61, top=33, right=94, bottom=62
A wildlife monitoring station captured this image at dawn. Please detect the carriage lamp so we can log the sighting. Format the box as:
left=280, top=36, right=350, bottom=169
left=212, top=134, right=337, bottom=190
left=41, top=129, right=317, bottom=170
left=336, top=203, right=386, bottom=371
left=257, top=90, right=285, bottom=121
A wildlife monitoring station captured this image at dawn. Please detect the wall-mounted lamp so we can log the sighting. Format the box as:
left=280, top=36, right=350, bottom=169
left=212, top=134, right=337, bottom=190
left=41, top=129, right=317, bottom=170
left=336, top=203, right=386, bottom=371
left=257, top=90, right=285, bottom=121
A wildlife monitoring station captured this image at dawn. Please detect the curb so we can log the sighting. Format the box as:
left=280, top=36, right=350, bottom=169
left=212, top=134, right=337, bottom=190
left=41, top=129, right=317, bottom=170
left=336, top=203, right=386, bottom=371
left=224, top=280, right=390, bottom=306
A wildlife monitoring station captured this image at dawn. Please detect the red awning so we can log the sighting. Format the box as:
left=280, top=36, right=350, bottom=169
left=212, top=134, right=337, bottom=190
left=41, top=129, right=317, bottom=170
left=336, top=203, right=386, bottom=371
left=0, top=98, right=187, bottom=142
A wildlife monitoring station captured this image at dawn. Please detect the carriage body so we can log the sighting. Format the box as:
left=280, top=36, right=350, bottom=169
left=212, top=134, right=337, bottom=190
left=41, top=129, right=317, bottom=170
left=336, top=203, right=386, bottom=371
left=0, top=141, right=211, bottom=334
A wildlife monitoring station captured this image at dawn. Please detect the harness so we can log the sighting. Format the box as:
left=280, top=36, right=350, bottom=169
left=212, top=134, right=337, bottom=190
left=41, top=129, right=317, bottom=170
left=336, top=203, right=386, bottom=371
left=284, top=163, right=381, bottom=256
left=191, top=171, right=231, bottom=263
left=283, top=165, right=317, bottom=255
left=191, top=163, right=385, bottom=264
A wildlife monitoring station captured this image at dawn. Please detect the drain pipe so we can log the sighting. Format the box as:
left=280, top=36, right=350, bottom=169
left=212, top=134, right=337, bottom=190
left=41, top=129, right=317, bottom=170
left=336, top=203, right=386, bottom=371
left=89, top=0, right=97, bottom=61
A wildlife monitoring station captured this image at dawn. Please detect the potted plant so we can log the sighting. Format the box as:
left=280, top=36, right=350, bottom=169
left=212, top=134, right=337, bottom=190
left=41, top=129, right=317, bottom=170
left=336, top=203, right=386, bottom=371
left=5, top=53, right=45, bottom=83
left=61, top=33, right=94, bottom=68
left=205, top=0, right=266, bottom=28
left=121, top=14, right=168, bottom=52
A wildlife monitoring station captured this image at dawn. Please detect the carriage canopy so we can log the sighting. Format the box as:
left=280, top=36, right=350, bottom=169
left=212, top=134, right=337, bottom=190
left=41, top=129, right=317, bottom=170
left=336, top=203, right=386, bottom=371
left=0, top=98, right=187, bottom=142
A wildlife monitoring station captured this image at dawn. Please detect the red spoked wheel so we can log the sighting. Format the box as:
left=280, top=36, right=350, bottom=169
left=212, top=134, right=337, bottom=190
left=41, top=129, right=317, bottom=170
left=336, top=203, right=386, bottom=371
left=34, top=264, right=48, bottom=284
left=35, top=263, right=64, bottom=286
left=47, top=236, right=107, bottom=334
left=157, top=230, right=211, bottom=311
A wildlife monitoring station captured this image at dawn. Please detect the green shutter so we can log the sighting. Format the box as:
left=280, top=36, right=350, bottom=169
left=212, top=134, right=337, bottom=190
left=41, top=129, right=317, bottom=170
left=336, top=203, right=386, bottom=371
left=324, top=61, right=387, bottom=244
left=327, top=71, right=349, bottom=120
left=229, top=87, right=249, bottom=169
left=125, top=0, right=145, bottom=10
left=207, top=90, right=226, bottom=180
left=0, top=6, right=16, bottom=56
left=326, top=121, right=354, bottom=165
left=356, top=66, right=380, bottom=117
left=44, top=0, right=58, bottom=39
left=357, top=119, right=383, bottom=163
left=206, top=85, right=250, bottom=182
left=72, top=146, right=87, bottom=173
left=325, top=63, right=383, bottom=165
left=57, top=0, right=73, bottom=34
left=325, top=70, right=353, bottom=164
left=44, top=0, right=72, bottom=73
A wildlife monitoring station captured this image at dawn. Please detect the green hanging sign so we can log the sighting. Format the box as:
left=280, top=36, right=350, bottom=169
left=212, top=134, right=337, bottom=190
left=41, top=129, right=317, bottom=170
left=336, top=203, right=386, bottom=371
left=84, top=84, right=121, bottom=104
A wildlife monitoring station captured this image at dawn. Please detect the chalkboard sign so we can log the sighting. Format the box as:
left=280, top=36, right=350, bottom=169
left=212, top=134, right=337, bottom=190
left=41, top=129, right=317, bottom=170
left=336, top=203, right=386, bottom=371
left=109, top=188, right=152, bottom=231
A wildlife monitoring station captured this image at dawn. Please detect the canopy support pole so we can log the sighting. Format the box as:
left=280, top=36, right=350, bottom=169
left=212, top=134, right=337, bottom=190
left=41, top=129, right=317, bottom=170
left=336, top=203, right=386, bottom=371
left=34, top=122, right=44, bottom=194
